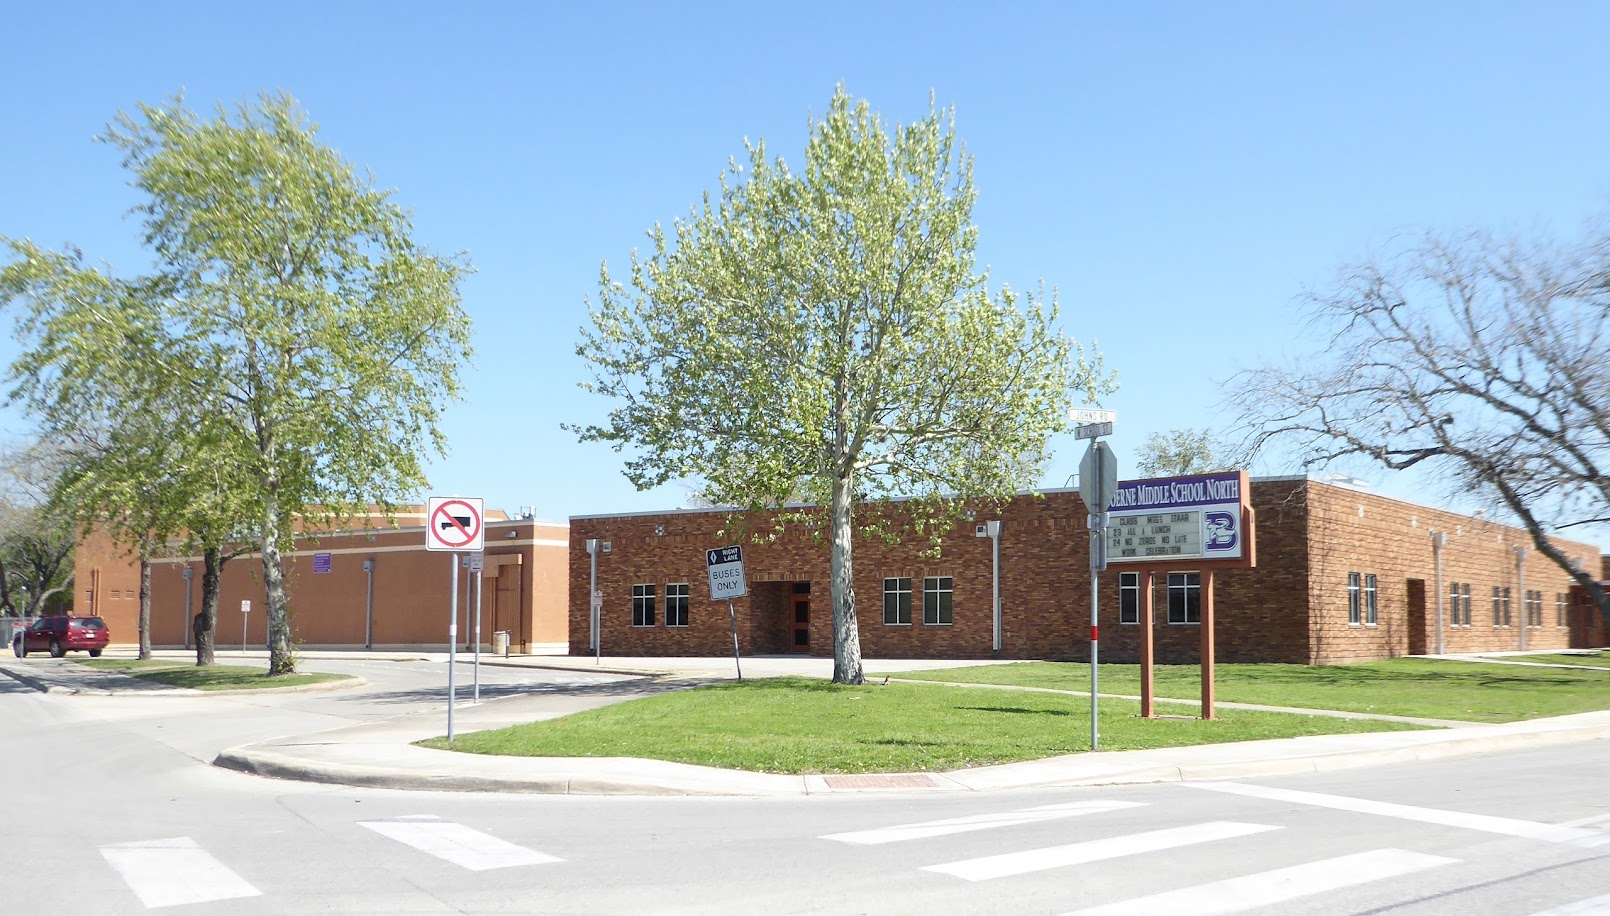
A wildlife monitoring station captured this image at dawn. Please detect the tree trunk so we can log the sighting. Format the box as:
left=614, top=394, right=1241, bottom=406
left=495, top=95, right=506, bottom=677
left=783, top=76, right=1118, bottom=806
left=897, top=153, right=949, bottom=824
left=828, top=473, right=865, bottom=685
left=195, top=546, right=221, bottom=666
left=137, top=552, right=151, bottom=660
left=261, top=492, right=295, bottom=675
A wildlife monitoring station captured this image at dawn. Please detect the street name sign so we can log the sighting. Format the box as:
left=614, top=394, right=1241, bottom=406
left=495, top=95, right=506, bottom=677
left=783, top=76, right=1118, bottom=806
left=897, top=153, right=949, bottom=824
left=706, top=545, right=748, bottom=600
left=1074, top=421, right=1114, bottom=439
left=1069, top=408, right=1118, bottom=425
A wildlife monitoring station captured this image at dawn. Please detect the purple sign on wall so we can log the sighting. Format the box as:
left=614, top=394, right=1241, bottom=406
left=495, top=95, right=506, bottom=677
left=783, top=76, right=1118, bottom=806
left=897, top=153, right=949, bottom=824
left=312, top=552, right=332, bottom=574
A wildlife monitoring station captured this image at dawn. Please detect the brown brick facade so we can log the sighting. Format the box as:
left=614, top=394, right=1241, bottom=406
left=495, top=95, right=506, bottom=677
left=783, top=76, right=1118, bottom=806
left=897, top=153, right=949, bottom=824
left=569, top=478, right=1605, bottom=664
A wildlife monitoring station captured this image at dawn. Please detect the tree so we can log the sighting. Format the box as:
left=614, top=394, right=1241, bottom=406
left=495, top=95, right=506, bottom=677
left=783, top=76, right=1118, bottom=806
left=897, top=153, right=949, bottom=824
left=575, top=89, right=1110, bottom=684
left=1234, top=227, right=1610, bottom=631
left=2, top=93, right=472, bottom=674
left=0, top=441, right=79, bottom=617
left=1134, top=428, right=1237, bottom=477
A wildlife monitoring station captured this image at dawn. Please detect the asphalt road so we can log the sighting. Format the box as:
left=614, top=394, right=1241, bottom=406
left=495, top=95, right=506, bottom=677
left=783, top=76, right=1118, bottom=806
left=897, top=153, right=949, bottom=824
left=2, top=660, right=1607, bottom=915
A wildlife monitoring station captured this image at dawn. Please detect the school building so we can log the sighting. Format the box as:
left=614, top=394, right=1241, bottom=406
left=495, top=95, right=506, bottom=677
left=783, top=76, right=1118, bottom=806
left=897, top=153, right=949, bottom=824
left=567, top=476, right=1609, bottom=664
left=73, top=508, right=571, bottom=653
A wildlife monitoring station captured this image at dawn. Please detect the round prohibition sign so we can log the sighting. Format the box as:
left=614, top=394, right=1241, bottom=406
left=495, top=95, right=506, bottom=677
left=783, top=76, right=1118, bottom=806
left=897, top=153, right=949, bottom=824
left=431, top=499, right=482, bottom=549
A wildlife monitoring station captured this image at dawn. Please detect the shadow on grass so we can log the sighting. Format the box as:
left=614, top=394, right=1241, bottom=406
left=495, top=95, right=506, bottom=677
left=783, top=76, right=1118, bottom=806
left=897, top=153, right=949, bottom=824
left=955, top=706, right=1074, bottom=717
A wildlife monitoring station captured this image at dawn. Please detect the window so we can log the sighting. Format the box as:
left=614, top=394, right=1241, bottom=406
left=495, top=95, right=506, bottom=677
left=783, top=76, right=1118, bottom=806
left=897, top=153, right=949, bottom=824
left=883, top=578, right=912, bottom=625
left=1525, top=590, right=1539, bottom=628
left=1348, top=572, right=1362, bottom=625
left=1119, top=572, right=1139, bottom=625
left=1503, top=587, right=1512, bottom=626
left=923, top=577, right=953, bottom=625
left=1449, top=582, right=1462, bottom=628
left=1461, top=583, right=1472, bottom=626
left=631, top=584, right=656, bottom=627
left=1557, top=593, right=1567, bottom=628
left=1492, top=587, right=1502, bottom=627
left=1167, top=573, right=1199, bottom=624
left=666, top=583, right=689, bottom=627
left=1363, top=574, right=1378, bottom=626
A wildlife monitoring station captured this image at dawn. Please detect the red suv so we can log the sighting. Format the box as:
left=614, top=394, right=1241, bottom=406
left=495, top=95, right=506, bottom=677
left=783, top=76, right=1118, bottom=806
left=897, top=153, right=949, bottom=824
left=11, top=615, right=110, bottom=658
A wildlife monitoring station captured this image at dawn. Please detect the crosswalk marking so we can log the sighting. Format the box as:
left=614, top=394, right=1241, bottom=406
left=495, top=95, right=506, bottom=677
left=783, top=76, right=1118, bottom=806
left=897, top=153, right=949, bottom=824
left=360, top=815, right=560, bottom=871
left=100, top=837, right=262, bottom=909
left=1529, top=892, right=1610, bottom=915
left=1187, top=782, right=1610, bottom=849
left=921, top=821, right=1280, bottom=882
left=1062, top=847, right=1457, bottom=915
left=821, top=799, right=1148, bottom=845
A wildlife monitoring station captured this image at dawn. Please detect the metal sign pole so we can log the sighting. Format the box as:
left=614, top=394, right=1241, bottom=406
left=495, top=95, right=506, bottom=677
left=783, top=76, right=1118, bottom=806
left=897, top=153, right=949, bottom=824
left=473, top=558, right=483, bottom=704
left=448, top=551, right=458, bottom=742
left=1089, top=511, right=1101, bottom=750
left=727, top=598, right=743, bottom=681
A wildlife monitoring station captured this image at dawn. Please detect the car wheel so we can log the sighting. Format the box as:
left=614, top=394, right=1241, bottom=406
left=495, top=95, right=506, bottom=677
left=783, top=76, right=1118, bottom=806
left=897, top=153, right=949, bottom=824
left=88, top=649, right=102, bottom=658
left=11, top=638, right=21, bottom=658
left=49, top=638, right=64, bottom=658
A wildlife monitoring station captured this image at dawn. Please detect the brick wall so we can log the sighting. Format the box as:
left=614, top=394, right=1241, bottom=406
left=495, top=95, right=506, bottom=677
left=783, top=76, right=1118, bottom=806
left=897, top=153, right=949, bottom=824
left=569, top=479, right=1604, bottom=664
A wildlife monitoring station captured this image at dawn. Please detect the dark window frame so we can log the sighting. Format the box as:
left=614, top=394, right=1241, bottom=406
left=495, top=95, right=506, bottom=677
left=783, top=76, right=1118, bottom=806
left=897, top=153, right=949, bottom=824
left=922, top=576, right=953, bottom=626
left=883, top=577, right=912, bottom=626
left=631, top=583, right=657, bottom=627
left=665, top=583, right=689, bottom=628
left=1119, top=572, right=1139, bottom=625
left=1167, top=572, right=1200, bottom=625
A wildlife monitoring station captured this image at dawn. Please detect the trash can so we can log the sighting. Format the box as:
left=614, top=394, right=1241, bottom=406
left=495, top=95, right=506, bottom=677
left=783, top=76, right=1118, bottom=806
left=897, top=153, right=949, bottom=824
left=492, top=630, right=510, bottom=657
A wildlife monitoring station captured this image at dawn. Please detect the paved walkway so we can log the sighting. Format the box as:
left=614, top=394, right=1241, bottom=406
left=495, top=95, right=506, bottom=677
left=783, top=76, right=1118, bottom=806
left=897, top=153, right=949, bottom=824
left=3, top=650, right=1607, bottom=796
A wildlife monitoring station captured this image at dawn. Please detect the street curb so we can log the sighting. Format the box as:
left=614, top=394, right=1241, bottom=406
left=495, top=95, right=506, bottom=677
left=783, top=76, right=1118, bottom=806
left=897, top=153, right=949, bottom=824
left=209, top=718, right=1610, bottom=796
left=0, top=661, right=366, bottom=697
left=0, top=664, right=63, bottom=695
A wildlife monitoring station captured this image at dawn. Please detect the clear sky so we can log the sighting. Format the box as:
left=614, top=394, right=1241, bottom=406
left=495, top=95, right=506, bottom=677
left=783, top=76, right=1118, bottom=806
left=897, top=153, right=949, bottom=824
left=4, top=2, right=1609, bottom=538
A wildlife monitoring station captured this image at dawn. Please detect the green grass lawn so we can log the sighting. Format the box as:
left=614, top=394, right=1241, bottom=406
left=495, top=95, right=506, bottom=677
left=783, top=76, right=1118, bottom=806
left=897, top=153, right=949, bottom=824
left=73, top=658, right=350, bottom=691
left=1513, top=651, right=1610, bottom=669
left=892, top=659, right=1610, bottom=722
left=419, top=676, right=1417, bottom=774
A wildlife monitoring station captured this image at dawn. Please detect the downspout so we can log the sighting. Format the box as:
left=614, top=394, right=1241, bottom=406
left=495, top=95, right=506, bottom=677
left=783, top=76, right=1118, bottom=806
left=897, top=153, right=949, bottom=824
left=1514, top=545, right=1527, bottom=651
left=363, top=558, right=375, bottom=649
left=1431, top=531, right=1446, bottom=655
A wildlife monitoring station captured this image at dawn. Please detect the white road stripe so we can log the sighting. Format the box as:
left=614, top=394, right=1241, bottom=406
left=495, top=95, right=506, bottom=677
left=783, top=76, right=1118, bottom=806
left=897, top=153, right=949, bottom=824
left=1559, top=812, right=1610, bottom=829
left=361, top=815, right=560, bottom=871
left=1063, top=848, right=1457, bottom=915
left=822, top=799, right=1148, bottom=845
left=1187, top=782, right=1610, bottom=849
left=921, top=821, right=1280, bottom=882
left=1529, top=892, right=1610, bottom=915
left=100, top=837, right=261, bottom=909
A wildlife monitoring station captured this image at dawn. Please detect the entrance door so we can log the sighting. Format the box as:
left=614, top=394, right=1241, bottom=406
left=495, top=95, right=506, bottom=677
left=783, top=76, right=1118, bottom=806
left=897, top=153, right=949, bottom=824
left=791, top=588, right=810, bottom=654
left=1406, top=578, right=1427, bottom=656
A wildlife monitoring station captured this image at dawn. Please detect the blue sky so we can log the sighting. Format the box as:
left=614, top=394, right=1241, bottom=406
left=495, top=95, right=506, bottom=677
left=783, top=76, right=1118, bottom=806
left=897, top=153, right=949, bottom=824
left=4, top=1, right=1609, bottom=538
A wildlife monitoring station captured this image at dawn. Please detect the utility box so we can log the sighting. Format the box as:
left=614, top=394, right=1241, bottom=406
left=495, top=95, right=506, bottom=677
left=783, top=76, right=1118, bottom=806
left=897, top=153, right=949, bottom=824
left=492, top=630, right=510, bottom=657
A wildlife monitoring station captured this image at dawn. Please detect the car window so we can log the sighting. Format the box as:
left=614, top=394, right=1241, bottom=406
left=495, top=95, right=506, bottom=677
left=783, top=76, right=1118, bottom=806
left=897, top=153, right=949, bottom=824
left=72, top=618, right=106, bottom=630
left=29, top=619, right=49, bottom=631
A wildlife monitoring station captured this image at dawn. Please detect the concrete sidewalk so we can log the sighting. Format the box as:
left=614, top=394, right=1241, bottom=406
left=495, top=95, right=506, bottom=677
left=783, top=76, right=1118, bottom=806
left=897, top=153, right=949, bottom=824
left=6, top=650, right=1609, bottom=796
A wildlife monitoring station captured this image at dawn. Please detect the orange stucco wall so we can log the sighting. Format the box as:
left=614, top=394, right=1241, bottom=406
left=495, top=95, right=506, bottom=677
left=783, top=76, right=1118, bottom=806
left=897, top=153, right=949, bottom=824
left=73, top=519, right=569, bottom=651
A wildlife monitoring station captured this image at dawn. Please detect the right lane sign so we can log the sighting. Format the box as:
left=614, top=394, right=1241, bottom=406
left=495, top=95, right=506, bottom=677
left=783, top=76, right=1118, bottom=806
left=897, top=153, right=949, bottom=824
left=706, top=546, right=747, bottom=600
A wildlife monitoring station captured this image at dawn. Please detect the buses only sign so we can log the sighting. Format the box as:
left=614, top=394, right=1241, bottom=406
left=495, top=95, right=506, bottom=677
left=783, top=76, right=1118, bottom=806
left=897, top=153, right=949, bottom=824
left=705, top=545, right=747, bottom=600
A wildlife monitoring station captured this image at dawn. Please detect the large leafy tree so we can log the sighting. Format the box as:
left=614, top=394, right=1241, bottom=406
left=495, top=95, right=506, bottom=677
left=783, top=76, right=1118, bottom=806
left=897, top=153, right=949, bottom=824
left=1236, top=227, right=1610, bottom=631
left=2, top=93, right=472, bottom=673
left=576, top=89, right=1109, bottom=684
left=1134, top=428, right=1238, bottom=478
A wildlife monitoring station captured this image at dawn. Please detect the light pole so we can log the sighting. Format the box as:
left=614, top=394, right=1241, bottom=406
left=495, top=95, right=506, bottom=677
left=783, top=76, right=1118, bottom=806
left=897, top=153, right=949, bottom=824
left=181, top=567, right=194, bottom=650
